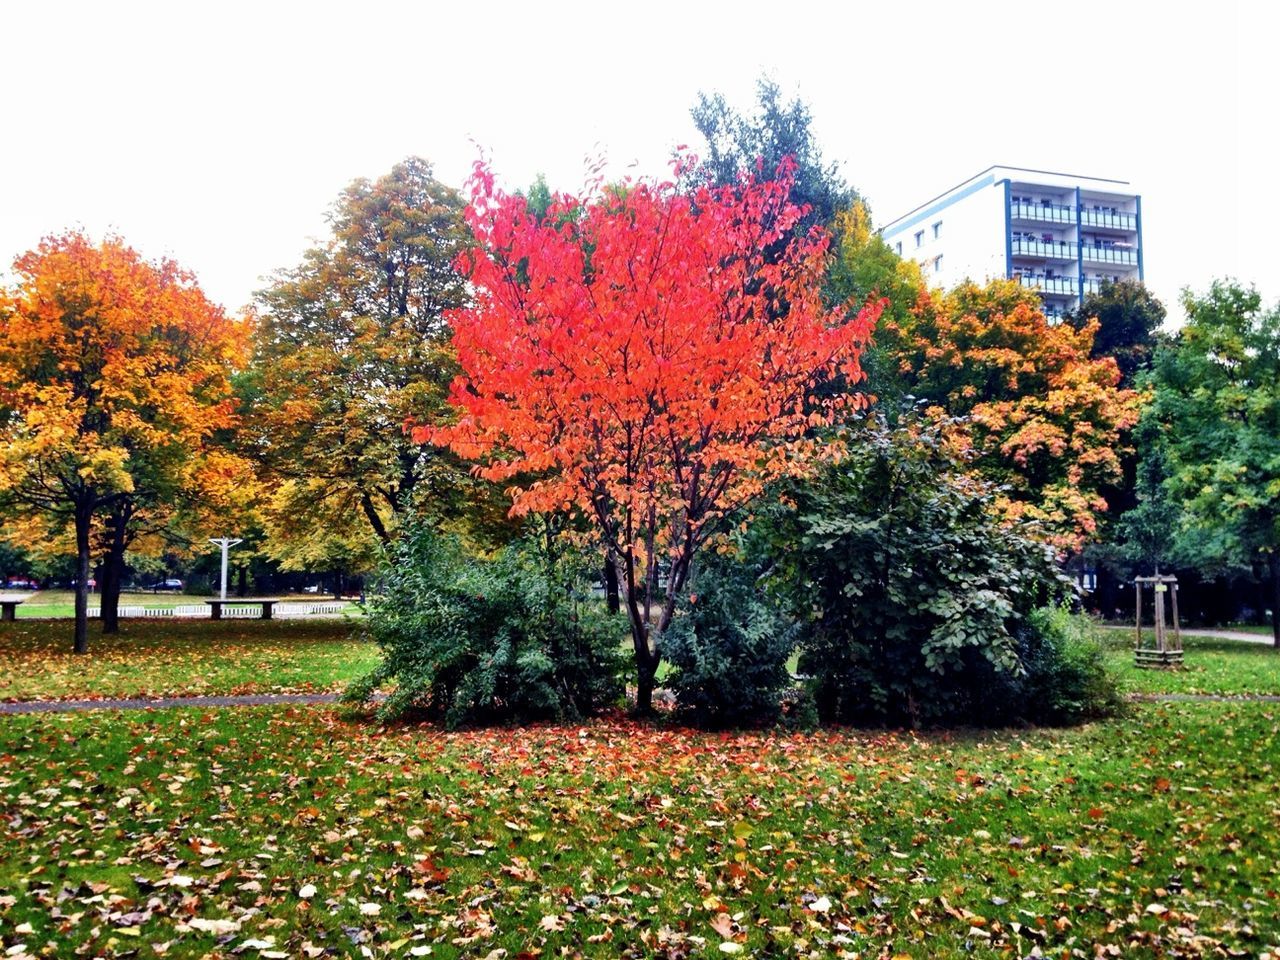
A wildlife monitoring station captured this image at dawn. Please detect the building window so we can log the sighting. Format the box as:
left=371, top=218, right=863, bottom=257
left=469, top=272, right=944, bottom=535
left=933, top=255, right=943, bottom=274
left=932, top=221, right=942, bottom=238
left=914, top=230, right=924, bottom=248
left=895, top=241, right=902, bottom=256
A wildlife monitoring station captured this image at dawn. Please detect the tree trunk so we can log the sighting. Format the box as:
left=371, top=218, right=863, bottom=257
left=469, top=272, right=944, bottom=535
left=360, top=493, right=392, bottom=545
left=603, top=555, right=619, bottom=614
left=73, top=500, right=93, bottom=655
left=237, top=564, right=248, bottom=598
left=635, top=657, right=657, bottom=716
left=1269, top=554, right=1280, bottom=649
left=614, top=549, right=658, bottom=715
left=99, top=506, right=130, bottom=634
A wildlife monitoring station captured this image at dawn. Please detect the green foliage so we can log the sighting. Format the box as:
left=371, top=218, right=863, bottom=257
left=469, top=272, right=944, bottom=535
left=786, top=417, right=1083, bottom=726
left=252, top=157, right=514, bottom=564
left=1067, top=278, right=1167, bottom=387
left=690, top=77, right=859, bottom=233
left=662, top=548, right=800, bottom=729
left=1005, top=607, right=1125, bottom=725
left=348, top=524, right=626, bottom=726
left=1106, top=409, right=1183, bottom=576
left=1150, top=280, right=1280, bottom=643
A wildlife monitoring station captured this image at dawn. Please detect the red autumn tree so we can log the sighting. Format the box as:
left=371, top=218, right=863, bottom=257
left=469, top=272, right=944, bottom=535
left=425, top=159, right=882, bottom=712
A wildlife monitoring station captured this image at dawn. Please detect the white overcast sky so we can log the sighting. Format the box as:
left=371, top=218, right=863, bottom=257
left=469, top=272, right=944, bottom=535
left=1, top=0, right=1272, bottom=324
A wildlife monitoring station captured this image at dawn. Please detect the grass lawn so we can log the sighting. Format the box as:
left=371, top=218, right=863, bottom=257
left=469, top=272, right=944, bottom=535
left=1100, top=632, right=1280, bottom=697
left=0, top=619, right=377, bottom=701
left=0, top=702, right=1276, bottom=959
left=9, top=590, right=362, bottom=620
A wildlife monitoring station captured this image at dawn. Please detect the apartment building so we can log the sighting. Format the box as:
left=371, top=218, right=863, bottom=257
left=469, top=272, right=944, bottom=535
left=879, top=166, right=1143, bottom=320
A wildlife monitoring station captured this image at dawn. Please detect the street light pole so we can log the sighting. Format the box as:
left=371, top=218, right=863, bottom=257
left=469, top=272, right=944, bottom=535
left=208, top=538, right=244, bottom=600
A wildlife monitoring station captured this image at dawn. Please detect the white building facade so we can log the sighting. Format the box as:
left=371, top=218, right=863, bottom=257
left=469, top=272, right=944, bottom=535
left=879, top=166, right=1143, bottom=321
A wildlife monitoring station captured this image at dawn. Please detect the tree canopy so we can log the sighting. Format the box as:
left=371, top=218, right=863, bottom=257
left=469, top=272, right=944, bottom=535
left=690, top=78, right=860, bottom=233
left=1067, top=278, right=1167, bottom=387
left=251, top=157, right=506, bottom=568
left=1150, top=280, right=1280, bottom=645
left=0, top=231, right=248, bottom=650
left=875, top=278, right=1143, bottom=551
left=426, top=158, right=882, bottom=712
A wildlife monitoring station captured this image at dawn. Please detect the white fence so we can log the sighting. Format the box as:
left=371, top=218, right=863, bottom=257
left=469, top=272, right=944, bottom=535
left=86, top=602, right=351, bottom=619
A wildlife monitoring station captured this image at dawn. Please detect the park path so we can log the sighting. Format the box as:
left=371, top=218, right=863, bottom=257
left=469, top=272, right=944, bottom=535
left=1102, top=625, right=1275, bottom=646
left=1, top=691, right=1278, bottom=715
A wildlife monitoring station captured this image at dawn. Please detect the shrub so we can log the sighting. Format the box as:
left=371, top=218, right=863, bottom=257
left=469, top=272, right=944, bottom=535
left=786, top=415, right=1105, bottom=727
left=663, top=549, right=800, bottom=728
left=346, top=524, right=627, bottom=726
left=1004, top=606, right=1125, bottom=725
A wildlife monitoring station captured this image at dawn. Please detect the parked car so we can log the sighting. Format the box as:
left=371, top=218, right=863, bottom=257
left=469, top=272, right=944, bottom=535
left=3, top=577, right=38, bottom=590
left=150, top=579, right=184, bottom=592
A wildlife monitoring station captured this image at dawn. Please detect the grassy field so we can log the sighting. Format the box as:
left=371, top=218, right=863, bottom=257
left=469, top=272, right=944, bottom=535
left=0, top=701, right=1275, bottom=959
left=1100, top=632, right=1280, bottom=697
left=0, top=619, right=377, bottom=701
left=0, top=621, right=1276, bottom=956
left=6, top=590, right=361, bottom=620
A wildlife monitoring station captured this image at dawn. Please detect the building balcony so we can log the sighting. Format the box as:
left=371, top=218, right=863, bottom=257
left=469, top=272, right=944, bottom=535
left=1011, top=238, right=1077, bottom=260
left=1009, top=200, right=1075, bottom=224
left=1017, top=275, right=1077, bottom=296
left=1081, top=245, right=1139, bottom=266
left=1081, top=278, right=1123, bottom=295
left=1080, top=209, right=1137, bottom=230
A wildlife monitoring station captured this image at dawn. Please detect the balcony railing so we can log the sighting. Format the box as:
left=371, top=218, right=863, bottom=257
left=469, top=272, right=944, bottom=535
left=1080, top=209, right=1137, bottom=230
left=1081, top=278, right=1123, bottom=295
left=1011, top=238, right=1077, bottom=260
left=1081, top=245, right=1139, bottom=266
left=1009, top=200, right=1075, bottom=224
left=1017, top=275, right=1077, bottom=295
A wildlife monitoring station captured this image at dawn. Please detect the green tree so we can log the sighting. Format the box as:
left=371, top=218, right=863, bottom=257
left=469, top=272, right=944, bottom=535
left=690, top=78, right=859, bottom=233
left=1067, top=278, right=1167, bottom=388
left=251, top=158, right=506, bottom=565
left=1151, top=281, right=1280, bottom=645
left=826, top=200, right=925, bottom=401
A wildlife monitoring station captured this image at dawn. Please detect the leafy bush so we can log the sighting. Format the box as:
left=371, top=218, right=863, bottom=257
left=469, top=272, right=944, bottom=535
left=663, top=549, right=800, bottom=728
left=346, top=524, right=626, bottom=726
left=786, top=416, right=1111, bottom=727
left=1002, top=606, right=1125, bottom=725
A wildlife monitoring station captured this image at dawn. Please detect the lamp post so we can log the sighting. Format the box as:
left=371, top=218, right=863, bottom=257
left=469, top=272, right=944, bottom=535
left=208, top=538, right=244, bottom=600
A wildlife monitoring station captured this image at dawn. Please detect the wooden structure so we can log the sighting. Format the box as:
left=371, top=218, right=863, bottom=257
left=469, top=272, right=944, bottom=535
left=204, top=599, right=278, bottom=621
left=1134, top=575, right=1183, bottom=668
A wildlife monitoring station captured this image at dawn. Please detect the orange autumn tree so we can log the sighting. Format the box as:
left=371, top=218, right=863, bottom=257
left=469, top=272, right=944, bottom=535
left=424, top=159, right=882, bottom=712
left=0, top=232, right=249, bottom=653
left=877, top=278, right=1143, bottom=551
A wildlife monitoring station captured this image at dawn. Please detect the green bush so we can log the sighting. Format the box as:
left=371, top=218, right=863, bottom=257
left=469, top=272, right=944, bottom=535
left=346, top=524, right=626, bottom=726
left=1003, top=606, right=1125, bottom=725
left=785, top=416, right=1117, bottom=727
left=663, top=550, right=800, bottom=728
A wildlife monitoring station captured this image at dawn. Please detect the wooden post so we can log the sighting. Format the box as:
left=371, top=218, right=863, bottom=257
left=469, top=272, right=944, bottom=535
left=1155, top=583, right=1166, bottom=654
left=1135, top=581, right=1142, bottom=650
left=1170, top=582, right=1182, bottom=652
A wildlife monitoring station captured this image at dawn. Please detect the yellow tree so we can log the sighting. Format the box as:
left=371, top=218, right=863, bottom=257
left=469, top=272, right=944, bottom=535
left=876, top=279, right=1143, bottom=552
left=250, top=158, right=502, bottom=567
left=0, top=232, right=249, bottom=651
